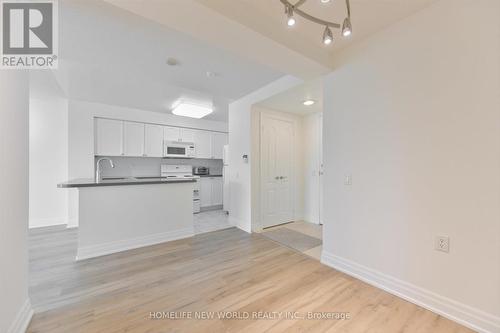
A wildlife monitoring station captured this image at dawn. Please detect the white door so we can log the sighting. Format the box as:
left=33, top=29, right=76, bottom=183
left=164, top=126, right=180, bottom=142
left=144, top=124, right=164, bottom=157
left=211, top=177, right=223, bottom=206
left=261, top=115, right=294, bottom=228
left=211, top=133, right=228, bottom=159
left=123, top=121, right=145, bottom=156
left=200, top=177, right=212, bottom=207
left=180, top=129, right=195, bottom=143
left=194, top=130, right=212, bottom=159
left=95, top=118, right=123, bottom=156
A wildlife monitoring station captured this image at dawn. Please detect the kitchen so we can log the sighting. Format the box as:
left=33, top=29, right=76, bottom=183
left=56, top=114, right=230, bottom=260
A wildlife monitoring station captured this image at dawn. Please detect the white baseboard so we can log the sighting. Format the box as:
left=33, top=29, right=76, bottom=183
left=66, top=217, right=78, bottom=229
left=76, top=227, right=194, bottom=261
left=29, top=217, right=67, bottom=229
left=7, top=299, right=33, bottom=333
left=321, top=251, right=500, bottom=333
left=229, top=217, right=251, bottom=233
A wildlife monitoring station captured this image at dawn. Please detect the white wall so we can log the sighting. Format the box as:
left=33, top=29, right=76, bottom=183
left=29, top=97, right=69, bottom=228
left=67, top=99, right=229, bottom=227
left=0, top=72, right=32, bottom=332
left=250, top=107, right=305, bottom=230
left=302, top=112, right=322, bottom=224
left=228, top=76, right=302, bottom=232
left=322, top=0, right=500, bottom=331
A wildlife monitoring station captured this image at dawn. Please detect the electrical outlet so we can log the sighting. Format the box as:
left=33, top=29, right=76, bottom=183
left=435, top=236, right=450, bottom=253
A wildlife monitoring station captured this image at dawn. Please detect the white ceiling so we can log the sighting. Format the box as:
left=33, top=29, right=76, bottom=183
left=256, top=79, right=323, bottom=115
left=198, top=0, right=439, bottom=60
left=32, top=0, right=441, bottom=122
left=100, top=0, right=439, bottom=117
left=34, top=0, right=286, bottom=122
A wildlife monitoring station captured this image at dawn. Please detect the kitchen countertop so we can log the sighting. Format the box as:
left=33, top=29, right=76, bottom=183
left=197, top=174, right=223, bottom=177
left=58, top=177, right=196, bottom=188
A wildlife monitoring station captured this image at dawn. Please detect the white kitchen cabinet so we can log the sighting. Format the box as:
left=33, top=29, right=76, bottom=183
left=200, top=178, right=212, bottom=207
left=144, top=124, right=164, bottom=157
left=95, top=118, right=123, bottom=156
left=211, top=133, right=228, bottom=159
left=211, top=177, right=223, bottom=206
left=194, top=130, right=212, bottom=159
left=180, top=129, right=195, bottom=142
left=200, top=177, right=223, bottom=207
left=123, top=121, right=145, bottom=156
left=164, top=126, right=180, bottom=142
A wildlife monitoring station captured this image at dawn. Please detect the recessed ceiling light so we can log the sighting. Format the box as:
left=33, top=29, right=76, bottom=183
left=206, top=71, right=219, bottom=78
left=166, top=57, right=179, bottom=66
left=172, top=102, right=213, bottom=119
left=303, top=100, right=315, bottom=106
left=320, top=0, right=331, bottom=3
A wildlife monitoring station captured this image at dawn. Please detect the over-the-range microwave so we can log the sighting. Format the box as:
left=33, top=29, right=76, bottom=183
left=164, top=140, right=196, bottom=158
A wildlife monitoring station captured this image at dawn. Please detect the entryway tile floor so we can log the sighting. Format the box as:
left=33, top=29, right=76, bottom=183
left=261, top=221, right=322, bottom=260
left=193, top=210, right=232, bottom=234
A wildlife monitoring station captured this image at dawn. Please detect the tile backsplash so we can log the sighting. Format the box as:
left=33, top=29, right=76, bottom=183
left=95, top=156, right=223, bottom=178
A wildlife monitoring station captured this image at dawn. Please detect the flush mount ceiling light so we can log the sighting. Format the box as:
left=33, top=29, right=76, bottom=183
left=303, top=99, right=316, bottom=106
left=172, top=102, right=213, bottom=119
left=280, top=0, right=352, bottom=45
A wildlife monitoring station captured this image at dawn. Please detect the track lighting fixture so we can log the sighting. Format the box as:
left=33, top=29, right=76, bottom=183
left=342, top=17, right=352, bottom=37
left=285, top=5, right=296, bottom=26
left=322, top=26, right=333, bottom=45
left=280, top=0, right=352, bottom=45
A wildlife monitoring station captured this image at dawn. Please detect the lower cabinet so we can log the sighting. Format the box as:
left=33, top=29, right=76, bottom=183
left=200, top=177, right=223, bottom=208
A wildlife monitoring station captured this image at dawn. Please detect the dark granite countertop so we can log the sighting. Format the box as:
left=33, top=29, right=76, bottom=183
left=197, top=174, right=223, bottom=177
left=58, top=177, right=196, bottom=188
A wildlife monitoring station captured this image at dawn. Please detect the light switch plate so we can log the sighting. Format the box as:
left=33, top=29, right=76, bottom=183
left=435, top=236, right=450, bottom=253
left=344, top=175, right=352, bottom=185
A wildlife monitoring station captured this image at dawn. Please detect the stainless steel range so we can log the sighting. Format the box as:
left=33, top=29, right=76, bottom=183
left=161, top=165, right=200, bottom=213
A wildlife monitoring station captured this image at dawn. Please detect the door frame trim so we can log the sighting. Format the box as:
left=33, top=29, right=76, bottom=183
left=258, top=111, right=297, bottom=230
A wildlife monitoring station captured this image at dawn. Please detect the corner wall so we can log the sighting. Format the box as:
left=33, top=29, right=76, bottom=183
left=29, top=97, right=69, bottom=228
left=0, top=72, right=32, bottom=332
left=321, top=0, right=500, bottom=331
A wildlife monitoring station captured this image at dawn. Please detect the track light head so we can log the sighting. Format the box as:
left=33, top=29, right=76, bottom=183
left=285, top=5, right=296, bottom=26
left=322, top=26, right=333, bottom=45
left=342, top=17, right=352, bottom=37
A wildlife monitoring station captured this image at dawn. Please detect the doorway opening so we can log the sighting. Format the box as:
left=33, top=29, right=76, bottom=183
left=250, top=80, right=324, bottom=260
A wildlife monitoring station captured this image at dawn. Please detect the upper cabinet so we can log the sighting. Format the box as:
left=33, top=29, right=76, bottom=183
left=180, top=129, right=195, bottom=143
left=194, top=130, right=212, bottom=159
left=94, top=117, right=228, bottom=159
left=144, top=124, right=164, bottom=157
left=211, top=133, right=228, bottom=159
left=123, top=121, right=145, bottom=156
left=164, top=126, right=180, bottom=142
left=95, top=118, right=123, bottom=156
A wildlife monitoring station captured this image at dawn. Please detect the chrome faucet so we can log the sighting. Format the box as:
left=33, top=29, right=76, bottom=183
left=95, top=158, right=115, bottom=182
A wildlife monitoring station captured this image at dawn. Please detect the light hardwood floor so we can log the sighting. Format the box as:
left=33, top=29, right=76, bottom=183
left=28, top=226, right=473, bottom=333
